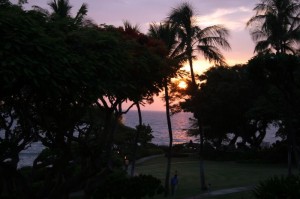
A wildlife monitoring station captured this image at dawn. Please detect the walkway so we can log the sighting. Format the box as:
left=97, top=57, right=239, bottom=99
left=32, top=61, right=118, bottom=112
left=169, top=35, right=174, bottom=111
left=185, top=186, right=254, bottom=199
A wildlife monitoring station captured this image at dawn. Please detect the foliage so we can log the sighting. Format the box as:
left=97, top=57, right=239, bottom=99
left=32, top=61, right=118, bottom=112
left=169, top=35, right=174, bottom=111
left=181, top=52, right=300, bottom=152
left=135, top=124, right=154, bottom=146
left=113, top=124, right=155, bottom=160
left=247, top=53, right=300, bottom=137
left=0, top=164, right=33, bottom=199
left=248, top=53, right=300, bottom=173
left=0, top=1, right=170, bottom=198
left=91, top=170, right=164, bottom=199
left=253, top=175, right=300, bottom=199
left=167, top=2, right=231, bottom=191
left=167, top=2, right=231, bottom=86
left=181, top=65, right=275, bottom=149
left=247, top=0, right=300, bottom=54
left=148, top=21, right=188, bottom=196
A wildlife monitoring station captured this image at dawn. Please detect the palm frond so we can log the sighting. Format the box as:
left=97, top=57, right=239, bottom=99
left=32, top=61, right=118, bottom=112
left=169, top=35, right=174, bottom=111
left=32, top=5, right=50, bottom=16
left=198, top=25, right=231, bottom=51
left=48, top=0, right=72, bottom=18
left=123, top=20, right=140, bottom=32
left=74, top=3, right=87, bottom=25
left=197, top=45, right=227, bottom=66
left=247, top=0, right=300, bottom=54
left=254, top=40, right=272, bottom=53
left=167, top=2, right=196, bottom=33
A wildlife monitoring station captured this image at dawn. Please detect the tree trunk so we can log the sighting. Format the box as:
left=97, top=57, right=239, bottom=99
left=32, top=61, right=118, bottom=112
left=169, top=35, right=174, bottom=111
left=288, top=142, right=293, bottom=176
left=286, top=116, right=300, bottom=175
left=10, top=152, right=20, bottom=170
left=197, top=118, right=207, bottom=190
left=187, top=42, right=207, bottom=190
left=187, top=47, right=196, bottom=88
left=164, top=80, right=173, bottom=197
left=229, top=134, right=238, bottom=149
left=292, top=134, right=300, bottom=172
left=105, top=110, right=121, bottom=169
left=284, top=82, right=299, bottom=175
left=288, top=91, right=300, bottom=172
left=130, top=103, right=142, bottom=176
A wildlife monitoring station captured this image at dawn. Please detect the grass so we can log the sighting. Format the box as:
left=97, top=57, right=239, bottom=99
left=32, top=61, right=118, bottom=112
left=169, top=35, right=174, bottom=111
left=135, top=154, right=286, bottom=199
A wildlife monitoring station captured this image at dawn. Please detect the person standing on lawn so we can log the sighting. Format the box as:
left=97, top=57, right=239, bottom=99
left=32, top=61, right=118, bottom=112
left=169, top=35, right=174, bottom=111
left=171, top=173, right=178, bottom=196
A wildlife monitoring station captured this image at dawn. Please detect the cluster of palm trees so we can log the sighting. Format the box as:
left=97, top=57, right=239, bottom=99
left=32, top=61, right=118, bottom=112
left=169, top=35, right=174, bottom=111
left=148, top=2, right=231, bottom=195
left=248, top=0, right=300, bottom=176
left=150, top=0, right=300, bottom=195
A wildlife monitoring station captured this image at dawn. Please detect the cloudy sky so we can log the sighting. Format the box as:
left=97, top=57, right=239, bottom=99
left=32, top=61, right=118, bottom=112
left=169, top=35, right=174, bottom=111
left=24, top=0, right=260, bottom=111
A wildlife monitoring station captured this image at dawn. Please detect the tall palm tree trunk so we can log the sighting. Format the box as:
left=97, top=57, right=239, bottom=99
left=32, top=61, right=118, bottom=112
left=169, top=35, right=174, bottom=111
left=197, top=118, right=207, bottom=190
left=168, top=2, right=230, bottom=191
left=286, top=114, right=296, bottom=176
left=188, top=52, right=196, bottom=88
left=130, top=103, right=142, bottom=176
left=188, top=48, right=207, bottom=190
left=164, top=79, right=173, bottom=197
left=286, top=93, right=300, bottom=175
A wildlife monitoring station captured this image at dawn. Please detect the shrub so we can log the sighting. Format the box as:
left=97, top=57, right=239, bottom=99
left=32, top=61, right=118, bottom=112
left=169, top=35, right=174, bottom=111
left=253, top=175, right=300, bottom=199
left=92, top=170, right=163, bottom=199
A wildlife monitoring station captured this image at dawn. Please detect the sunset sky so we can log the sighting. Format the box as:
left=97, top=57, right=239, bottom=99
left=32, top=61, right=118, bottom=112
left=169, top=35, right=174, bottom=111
left=24, top=0, right=259, bottom=111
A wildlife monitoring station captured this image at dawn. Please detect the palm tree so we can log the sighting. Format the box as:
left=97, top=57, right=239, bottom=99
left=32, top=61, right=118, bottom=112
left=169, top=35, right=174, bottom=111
left=167, top=2, right=231, bottom=190
left=50, top=0, right=88, bottom=25
left=247, top=0, right=300, bottom=176
left=148, top=22, right=186, bottom=196
left=123, top=20, right=140, bottom=33
left=48, top=0, right=72, bottom=18
left=168, top=2, right=230, bottom=88
left=33, top=0, right=88, bottom=25
left=247, top=0, right=300, bottom=54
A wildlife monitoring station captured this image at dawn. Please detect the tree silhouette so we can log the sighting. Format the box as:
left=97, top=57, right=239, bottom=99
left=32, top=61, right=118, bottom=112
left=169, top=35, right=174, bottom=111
left=168, top=2, right=230, bottom=88
left=247, top=0, right=300, bottom=54
left=149, top=22, right=186, bottom=196
left=167, top=2, right=230, bottom=190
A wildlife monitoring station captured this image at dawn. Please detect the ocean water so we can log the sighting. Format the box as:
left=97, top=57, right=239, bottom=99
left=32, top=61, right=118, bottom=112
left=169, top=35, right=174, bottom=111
left=18, top=111, right=193, bottom=167
left=18, top=111, right=279, bottom=167
left=123, top=111, right=279, bottom=146
left=123, top=110, right=194, bottom=145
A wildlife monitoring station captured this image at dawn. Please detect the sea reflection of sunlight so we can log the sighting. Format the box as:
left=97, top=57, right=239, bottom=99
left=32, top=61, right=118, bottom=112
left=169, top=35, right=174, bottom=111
left=124, top=111, right=195, bottom=145
left=172, top=112, right=195, bottom=144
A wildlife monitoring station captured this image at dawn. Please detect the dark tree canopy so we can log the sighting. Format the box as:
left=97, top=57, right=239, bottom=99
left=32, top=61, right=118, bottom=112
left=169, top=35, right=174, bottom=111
left=0, top=2, right=169, bottom=198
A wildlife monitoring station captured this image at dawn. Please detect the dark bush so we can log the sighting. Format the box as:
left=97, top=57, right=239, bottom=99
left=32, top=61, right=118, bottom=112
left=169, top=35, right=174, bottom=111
left=201, top=141, right=287, bottom=163
left=253, top=175, right=300, bottom=199
left=124, top=174, right=164, bottom=199
left=92, top=170, right=163, bottom=199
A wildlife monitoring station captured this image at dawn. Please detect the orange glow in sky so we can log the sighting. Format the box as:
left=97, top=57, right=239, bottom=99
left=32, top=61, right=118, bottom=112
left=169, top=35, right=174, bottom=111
left=181, top=60, right=213, bottom=75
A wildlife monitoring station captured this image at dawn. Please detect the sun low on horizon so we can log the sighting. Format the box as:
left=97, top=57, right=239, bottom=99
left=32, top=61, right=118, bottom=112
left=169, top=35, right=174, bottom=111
left=178, top=81, right=188, bottom=89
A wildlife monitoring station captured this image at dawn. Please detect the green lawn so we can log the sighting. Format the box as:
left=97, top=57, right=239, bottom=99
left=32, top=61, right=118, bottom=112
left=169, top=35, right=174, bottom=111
left=135, top=155, right=287, bottom=199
